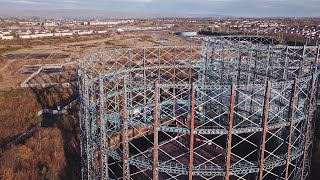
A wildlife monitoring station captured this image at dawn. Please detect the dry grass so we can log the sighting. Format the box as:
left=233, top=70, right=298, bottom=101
left=0, top=86, right=74, bottom=147
left=0, top=31, right=191, bottom=179
left=0, top=86, right=80, bottom=179
left=0, top=89, right=41, bottom=147
left=0, top=128, right=66, bottom=180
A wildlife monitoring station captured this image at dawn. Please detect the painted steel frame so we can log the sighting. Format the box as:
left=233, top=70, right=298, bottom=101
left=78, top=36, right=320, bottom=180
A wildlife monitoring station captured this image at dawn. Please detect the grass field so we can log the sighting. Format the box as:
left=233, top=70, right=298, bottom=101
left=0, top=31, right=192, bottom=179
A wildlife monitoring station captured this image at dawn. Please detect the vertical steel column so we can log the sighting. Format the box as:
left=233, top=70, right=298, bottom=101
left=235, top=49, right=241, bottom=125
left=259, top=81, right=271, bottom=180
left=188, top=84, right=196, bottom=180
left=158, top=47, right=161, bottom=83
left=301, top=74, right=319, bottom=179
left=246, top=51, right=253, bottom=124
left=285, top=78, right=298, bottom=180
left=219, top=47, right=225, bottom=121
left=236, top=50, right=242, bottom=84
left=264, top=46, right=271, bottom=84
left=225, top=83, right=236, bottom=180
left=188, top=46, right=193, bottom=115
left=200, top=45, right=210, bottom=120
left=143, top=47, right=147, bottom=123
left=283, top=46, right=289, bottom=80
left=247, top=51, right=253, bottom=85
left=204, top=45, right=209, bottom=85
left=153, top=81, right=159, bottom=180
left=250, top=50, right=258, bottom=115
left=269, top=47, right=274, bottom=77
left=122, top=80, right=130, bottom=180
left=314, top=45, right=320, bottom=73
left=115, top=52, right=121, bottom=116
left=309, top=75, right=319, bottom=167
left=298, top=46, right=306, bottom=77
left=188, top=45, right=193, bottom=85
left=84, top=69, right=93, bottom=179
left=99, top=74, right=108, bottom=179
left=79, top=60, right=87, bottom=180
left=301, top=75, right=316, bottom=178
left=305, top=77, right=320, bottom=179
left=128, top=49, right=134, bottom=125
left=220, top=47, right=225, bottom=83
left=173, top=46, right=177, bottom=125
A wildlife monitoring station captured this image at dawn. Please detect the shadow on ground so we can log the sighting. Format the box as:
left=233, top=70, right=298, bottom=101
left=29, top=73, right=81, bottom=179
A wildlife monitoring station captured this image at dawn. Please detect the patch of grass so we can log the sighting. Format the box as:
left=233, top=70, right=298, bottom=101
left=0, top=87, right=74, bottom=147
left=0, top=46, right=22, bottom=55
left=0, top=89, right=28, bottom=98
left=139, top=35, right=153, bottom=41
left=67, top=44, right=85, bottom=48
left=104, top=41, right=115, bottom=46
left=23, top=45, right=32, bottom=49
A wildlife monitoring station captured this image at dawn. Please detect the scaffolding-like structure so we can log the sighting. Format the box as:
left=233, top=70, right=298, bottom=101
left=78, top=36, right=320, bottom=180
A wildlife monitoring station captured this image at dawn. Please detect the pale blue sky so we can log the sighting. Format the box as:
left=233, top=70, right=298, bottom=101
left=0, top=0, right=319, bottom=18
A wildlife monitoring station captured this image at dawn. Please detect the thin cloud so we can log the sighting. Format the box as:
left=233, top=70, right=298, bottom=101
left=0, top=0, right=320, bottom=17
left=63, top=0, right=80, bottom=3
left=0, top=0, right=49, bottom=4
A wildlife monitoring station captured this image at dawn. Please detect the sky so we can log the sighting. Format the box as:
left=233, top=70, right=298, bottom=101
left=0, top=0, right=320, bottom=18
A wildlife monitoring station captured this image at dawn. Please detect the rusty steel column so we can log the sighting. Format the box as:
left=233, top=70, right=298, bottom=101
left=301, top=75, right=316, bottom=178
left=285, top=78, right=298, bottom=180
left=259, top=81, right=271, bottom=180
left=153, top=81, right=159, bottom=180
left=188, top=84, right=196, bottom=180
left=225, top=83, right=236, bottom=180
left=122, top=80, right=130, bottom=180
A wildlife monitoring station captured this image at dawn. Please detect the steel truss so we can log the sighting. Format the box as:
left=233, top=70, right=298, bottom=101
left=78, top=36, right=320, bottom=180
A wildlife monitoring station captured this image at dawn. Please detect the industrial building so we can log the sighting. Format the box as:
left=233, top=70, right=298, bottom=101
left=176, top=31, right=198, bottom=36
left=78, top=36, right=319, bottom=179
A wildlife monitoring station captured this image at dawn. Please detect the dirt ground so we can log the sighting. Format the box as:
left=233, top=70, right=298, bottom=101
left=0, top=31, right=196, bottom=91
left=0, top=31, right=196, bottom=179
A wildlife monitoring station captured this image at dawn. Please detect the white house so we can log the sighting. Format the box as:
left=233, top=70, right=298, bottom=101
left=2, top=35, right=14, bottom=40
left=77, top=30, right=94, bottom=35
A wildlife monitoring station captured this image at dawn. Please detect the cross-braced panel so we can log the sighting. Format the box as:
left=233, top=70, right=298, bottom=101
left=78, top=37, right=320, bottom=180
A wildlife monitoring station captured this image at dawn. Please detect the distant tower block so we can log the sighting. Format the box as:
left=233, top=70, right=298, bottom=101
left=78, top=36, right=320, bottom=180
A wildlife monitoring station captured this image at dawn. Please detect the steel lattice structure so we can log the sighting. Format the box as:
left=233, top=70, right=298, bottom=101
left=78, top=36, right=320, bottom=180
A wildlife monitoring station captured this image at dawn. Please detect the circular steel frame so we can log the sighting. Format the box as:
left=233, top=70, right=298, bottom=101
left=78, top=36, right=320, bottom=180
